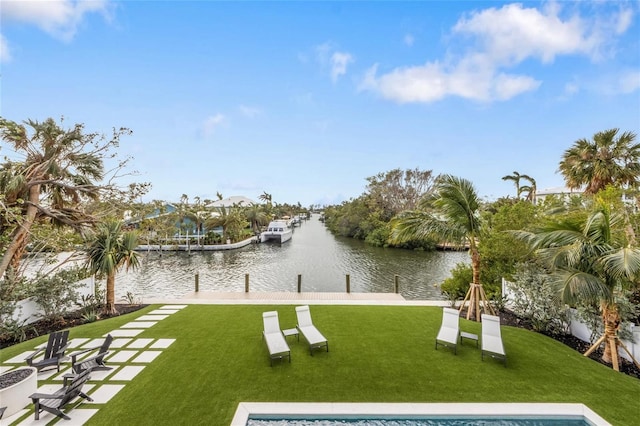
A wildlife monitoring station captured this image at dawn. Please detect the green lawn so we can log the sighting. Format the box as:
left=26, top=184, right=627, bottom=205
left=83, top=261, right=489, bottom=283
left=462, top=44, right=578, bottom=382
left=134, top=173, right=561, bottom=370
left=2, top=304, right=639, bottom=425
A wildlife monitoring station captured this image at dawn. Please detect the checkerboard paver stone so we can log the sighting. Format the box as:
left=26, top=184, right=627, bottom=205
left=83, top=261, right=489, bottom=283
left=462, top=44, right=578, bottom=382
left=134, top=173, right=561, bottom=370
left=121, top=321, right=156, bottom=329
left=109, top=365, right=145, bottom=381
left=150, top=338, right=175, bottom=349
left=110, top=338, right=133, bottom=348
left=137, top=314, right=169, bottom=321
left=106, top=350, right=138, bottom=363
left=127, top=338, right=154, bottom=348
left=132, top=351, right=162, bottom=363
left=86, top=384, right=125, bottom=403
left=107, top=329, right=144, bottom=337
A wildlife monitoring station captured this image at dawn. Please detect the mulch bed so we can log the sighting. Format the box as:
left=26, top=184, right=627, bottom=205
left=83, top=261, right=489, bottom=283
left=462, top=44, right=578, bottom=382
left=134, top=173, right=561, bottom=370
left=2, top=304, right=638, bottom=380
left=496, top=309, right=640, bottom=380
left=0, top=304, right=148, bottom=350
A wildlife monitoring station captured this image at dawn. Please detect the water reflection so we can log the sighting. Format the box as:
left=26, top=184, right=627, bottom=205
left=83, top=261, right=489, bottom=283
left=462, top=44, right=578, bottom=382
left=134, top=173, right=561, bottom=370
left=115, top=215, right=469, bottom=300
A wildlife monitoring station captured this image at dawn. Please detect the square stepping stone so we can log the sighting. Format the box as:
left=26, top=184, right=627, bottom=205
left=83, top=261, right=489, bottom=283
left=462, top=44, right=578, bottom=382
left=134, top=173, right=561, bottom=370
left=89, top=366, right=118, bottom=381
left=121, top=321, right=156, bottom=329
left=137, top=314, right=169, bottom=321
left=4, top=351, right=33, bottom=363
left=132, top=351, right=162, bottom=363
left=106, top=350, right=138, bottom=363
left=149, top=309, right=178, bottom=315
left=127, top=338, right=154, bottom=349
left=81, top=338, right=107, bottom=348
left=0, top=365, right=15, bottom=373
left=51, top=367, right=74, bottom=381
left=3, top=408, right=28, bottom=425
left=67, top=338, right=91, bottom=348
left=107, top=329, right=144, bottom=337
left=110, top=338, right=133, bottom=348
left=37, top=368, right=61, bottom=380
left=150, top=338, right=175, bottom=349
left=109, top=365, right=145, bottom=381
left=160, top=304, right=186, bottom=309
left=86, top=384, right=125, bottom=403
left=17, top=407, right=99, bottom=425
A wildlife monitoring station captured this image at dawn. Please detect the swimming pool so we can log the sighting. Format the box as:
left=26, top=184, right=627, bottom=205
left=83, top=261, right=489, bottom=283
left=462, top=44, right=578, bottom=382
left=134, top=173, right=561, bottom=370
left=231, top=403, right=611, bottom=426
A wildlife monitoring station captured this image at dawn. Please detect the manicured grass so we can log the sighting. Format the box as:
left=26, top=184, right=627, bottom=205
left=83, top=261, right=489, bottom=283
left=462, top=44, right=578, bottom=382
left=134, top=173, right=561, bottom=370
left=2, top=304, right=639, bottom=425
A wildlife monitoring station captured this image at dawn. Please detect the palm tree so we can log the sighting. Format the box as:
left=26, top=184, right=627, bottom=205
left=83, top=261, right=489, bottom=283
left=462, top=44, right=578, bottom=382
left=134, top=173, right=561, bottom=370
left=519, top=174, right=537, bottom=203
left=85, top=220, right=140, bottom=315
left=558, top=129, right=640, bottom=195
left=391, top=174, right=494, bottom=320
left=0, top=118, right=124, bottom=279
left=516, top=205, right=640, bottom=371
left=502, top=171, right=523, bottom=198
left=244, top=205, right=268, bottom=234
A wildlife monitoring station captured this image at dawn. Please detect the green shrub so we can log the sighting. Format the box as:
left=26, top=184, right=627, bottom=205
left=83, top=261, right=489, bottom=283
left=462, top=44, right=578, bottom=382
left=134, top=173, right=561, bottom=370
left=440, top=263, right=473, bottom=300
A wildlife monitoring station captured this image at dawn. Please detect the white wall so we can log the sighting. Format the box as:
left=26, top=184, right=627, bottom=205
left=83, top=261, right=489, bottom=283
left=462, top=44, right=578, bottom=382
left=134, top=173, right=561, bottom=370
left=10, top=276, right=95, bottom=325
left=502, top=278, right=639, bottom=362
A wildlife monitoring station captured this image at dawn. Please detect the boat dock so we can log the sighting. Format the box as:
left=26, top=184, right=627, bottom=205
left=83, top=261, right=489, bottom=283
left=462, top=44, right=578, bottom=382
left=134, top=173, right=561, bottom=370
left=145, top=291, right=449, bottom=306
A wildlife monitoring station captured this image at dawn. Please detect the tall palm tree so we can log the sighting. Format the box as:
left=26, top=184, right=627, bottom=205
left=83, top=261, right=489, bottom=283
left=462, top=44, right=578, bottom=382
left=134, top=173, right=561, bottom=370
left=502, top=171, right=523, bottom=198
left=519, top=174, right=537, bottom=203
left=558, top=129, right=640, bottom=195
left=85, top=220, right=140, bottom=314
left=391, top=174, right=493, bottom=320
left=0, top=118, right=119, bottom=279
left=244, top=205, right=268, bottom=234
left=516, top=205, right=640, bottom=371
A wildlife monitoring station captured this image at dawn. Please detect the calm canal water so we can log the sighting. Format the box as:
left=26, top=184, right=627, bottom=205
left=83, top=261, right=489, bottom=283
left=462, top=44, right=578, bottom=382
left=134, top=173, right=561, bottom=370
left=115, top=214, right=468, bottom=301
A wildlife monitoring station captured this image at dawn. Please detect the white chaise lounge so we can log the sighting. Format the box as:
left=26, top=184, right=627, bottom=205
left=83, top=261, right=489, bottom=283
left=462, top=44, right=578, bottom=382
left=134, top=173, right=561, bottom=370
left=262, top=311, right=291, bottom=366
left=435, top=307, right=460, bottom=354
left=295, top=305, right=329, bottom=355
left=481, top=313, right=506, bottom=366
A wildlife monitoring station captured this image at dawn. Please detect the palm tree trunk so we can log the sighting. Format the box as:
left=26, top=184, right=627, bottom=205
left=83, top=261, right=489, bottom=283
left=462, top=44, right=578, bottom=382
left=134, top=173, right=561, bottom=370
left=601, top=302, right=621, bottom=367
left=0, top=184, right=40, bottom=279
left=105, top=272, right=118, bottom=315
left=471, top=247, right=480, bottom=284
left=584, top=302, right=622, bottom=370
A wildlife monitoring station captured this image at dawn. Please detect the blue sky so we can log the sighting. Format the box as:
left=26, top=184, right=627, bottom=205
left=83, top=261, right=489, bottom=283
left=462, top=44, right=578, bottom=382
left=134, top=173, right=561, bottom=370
left=1, top=1, right=639, bottom=207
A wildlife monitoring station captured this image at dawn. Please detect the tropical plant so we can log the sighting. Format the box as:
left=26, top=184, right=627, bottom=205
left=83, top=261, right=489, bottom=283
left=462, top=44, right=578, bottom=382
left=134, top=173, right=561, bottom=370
left=244, top=205, right=268, bottom=234
left=84, top=219, right=140, bottom=314
left=0, top=117, right=138, bottom=280
left=515, top=204, right=640, bottom=371
left=558, top=128, right=640, bottom=195
left=391, top=174, right=493, bottom=320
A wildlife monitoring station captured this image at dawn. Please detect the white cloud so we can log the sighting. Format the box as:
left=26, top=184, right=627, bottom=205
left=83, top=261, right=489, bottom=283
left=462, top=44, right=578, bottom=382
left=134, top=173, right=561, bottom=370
left=330, top=52, right=353, bottom=82
left=0, top=34, right=11, bottom=62
left=315, top=42, right=354, bottom=82
left=202, top=114, right=226, bottom=137
left=404, top=34, right=415, bottom=47
left=617, top=70, right=640, bottom=94
left=360, top=3, right=631, bottom=103
left=239, top=105, right=262, bottom=118
left=2, top=0, right=112, bottom=42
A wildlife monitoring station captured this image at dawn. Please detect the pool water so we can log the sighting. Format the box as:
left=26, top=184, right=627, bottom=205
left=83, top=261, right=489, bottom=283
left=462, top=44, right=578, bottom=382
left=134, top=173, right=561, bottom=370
left=247, top=418, right=590, bottom=426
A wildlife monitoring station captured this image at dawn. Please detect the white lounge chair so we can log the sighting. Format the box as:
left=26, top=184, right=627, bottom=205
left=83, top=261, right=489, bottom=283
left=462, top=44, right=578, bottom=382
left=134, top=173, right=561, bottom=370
left=295, top=305, right=329, bottom=355
left=435, top=307, right=460, bottom=354
left=262, top=311, right=291, bottom=366
left=481, top=313, right=506, bottom=366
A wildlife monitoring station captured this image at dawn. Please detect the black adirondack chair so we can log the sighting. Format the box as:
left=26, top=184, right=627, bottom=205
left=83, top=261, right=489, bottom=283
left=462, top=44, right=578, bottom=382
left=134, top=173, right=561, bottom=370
left=30, top=368, right=93, bottom=420
left=25, top=330, right=70, bottom=372
left=70, top=334, right=113, bottom=374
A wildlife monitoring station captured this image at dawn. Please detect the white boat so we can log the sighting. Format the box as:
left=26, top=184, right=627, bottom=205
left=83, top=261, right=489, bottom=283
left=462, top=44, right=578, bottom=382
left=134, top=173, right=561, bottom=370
left=260, top=220, right=293, bottom=244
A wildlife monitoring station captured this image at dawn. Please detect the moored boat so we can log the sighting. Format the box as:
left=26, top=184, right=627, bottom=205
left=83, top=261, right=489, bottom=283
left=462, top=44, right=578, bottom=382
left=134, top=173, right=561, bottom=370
left=260, top=220, right=293, bottom=244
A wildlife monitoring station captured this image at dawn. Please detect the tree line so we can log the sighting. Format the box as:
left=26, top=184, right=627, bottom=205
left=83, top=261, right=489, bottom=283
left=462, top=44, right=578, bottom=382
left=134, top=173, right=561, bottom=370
left=1, top=116, right=639, bottom=371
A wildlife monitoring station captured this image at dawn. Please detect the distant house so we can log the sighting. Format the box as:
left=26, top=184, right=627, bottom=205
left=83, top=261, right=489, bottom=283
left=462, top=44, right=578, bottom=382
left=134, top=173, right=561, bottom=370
left=206, top=196, right=257, bottom=211
left=534, top=187, right=583, bottom=205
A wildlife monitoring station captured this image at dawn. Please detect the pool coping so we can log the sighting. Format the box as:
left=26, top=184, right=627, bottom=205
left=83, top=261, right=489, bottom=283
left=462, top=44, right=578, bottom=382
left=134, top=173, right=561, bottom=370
left=230, top=402, right=611, bottom=425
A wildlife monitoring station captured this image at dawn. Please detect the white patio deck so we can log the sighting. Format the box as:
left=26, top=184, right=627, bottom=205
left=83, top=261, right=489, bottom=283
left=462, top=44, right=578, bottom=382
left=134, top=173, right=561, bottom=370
left=145, top=291, right=450, bottom=306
